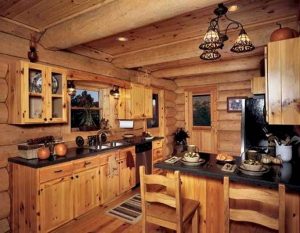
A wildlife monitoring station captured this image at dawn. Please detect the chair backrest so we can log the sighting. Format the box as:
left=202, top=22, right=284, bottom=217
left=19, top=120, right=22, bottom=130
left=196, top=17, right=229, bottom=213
left=223, top=176, right=285, bottom=233
left=139, top=166, right=182, bottom=223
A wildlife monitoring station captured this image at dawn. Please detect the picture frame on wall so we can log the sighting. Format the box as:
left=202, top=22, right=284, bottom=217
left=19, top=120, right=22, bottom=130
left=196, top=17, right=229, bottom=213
left=227, top=96, right=246, bottom=112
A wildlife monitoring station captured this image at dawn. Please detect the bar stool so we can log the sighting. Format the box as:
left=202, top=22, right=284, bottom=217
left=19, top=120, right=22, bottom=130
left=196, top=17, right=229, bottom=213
left=139, top=166, right=200, bottom=233
left=223, top=176, right=285, bottom=233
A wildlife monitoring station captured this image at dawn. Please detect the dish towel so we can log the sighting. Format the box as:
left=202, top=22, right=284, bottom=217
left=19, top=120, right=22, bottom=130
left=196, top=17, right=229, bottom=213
left=108, top=155, right=119, bottom=177
left=126, top=151, right=135, bottom=169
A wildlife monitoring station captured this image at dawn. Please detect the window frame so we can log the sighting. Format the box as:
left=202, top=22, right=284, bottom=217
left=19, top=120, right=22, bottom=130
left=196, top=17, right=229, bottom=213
left=147, top=93, right=159, bottom=129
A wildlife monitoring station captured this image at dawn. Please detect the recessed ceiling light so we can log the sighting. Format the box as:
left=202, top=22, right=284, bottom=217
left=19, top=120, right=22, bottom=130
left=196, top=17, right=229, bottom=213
left=228, top=5, right=238, bottom=12
left=117, top=37, right=128, bottom=42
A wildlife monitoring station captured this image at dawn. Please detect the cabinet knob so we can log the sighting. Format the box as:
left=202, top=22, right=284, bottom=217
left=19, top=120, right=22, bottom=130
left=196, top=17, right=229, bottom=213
left=49, top=118, right=53, bottom=121
left=44, top=118, right=47, bottom=121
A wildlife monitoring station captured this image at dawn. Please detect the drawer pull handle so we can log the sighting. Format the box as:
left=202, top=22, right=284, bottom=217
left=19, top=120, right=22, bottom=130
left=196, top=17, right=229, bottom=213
left=54, top=169, right=63, bottom=173
left=84, top=161, right=92, bottom=166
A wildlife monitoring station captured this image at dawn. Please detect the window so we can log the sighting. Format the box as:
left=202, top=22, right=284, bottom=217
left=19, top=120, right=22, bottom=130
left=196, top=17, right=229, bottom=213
left=192, top=94, right=211, bottom=126
left=71, top=89, right=102, bottom=131
left=147, top=93, right=159, bottom=128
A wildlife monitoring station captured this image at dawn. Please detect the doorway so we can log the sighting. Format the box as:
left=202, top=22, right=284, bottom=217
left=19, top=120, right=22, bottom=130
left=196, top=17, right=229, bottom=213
left=185, top=86, right=217, bottom=153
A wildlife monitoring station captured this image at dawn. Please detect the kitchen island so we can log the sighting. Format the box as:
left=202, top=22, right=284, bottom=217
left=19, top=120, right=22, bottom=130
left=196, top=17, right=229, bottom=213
left=154, top=153, right=300, bottom=233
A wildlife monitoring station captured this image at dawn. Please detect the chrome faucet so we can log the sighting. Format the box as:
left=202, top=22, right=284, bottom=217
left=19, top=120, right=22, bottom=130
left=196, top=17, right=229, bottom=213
left=96, top=130, right=107, bottom=149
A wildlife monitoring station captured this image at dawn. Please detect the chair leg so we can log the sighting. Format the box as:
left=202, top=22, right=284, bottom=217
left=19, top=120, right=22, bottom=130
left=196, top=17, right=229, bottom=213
left=142, top=214, right=147, bottom=233
left=192, top=207, right=199, bottom=233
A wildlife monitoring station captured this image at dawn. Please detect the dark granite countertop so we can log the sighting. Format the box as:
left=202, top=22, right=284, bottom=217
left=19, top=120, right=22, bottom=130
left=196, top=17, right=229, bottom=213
left=9, top=136, right=164, bottom=168
left=154, top=153, right=300, bottom=193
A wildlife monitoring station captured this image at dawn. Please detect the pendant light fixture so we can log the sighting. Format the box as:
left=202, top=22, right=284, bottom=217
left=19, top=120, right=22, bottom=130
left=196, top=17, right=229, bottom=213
left=199, top=3, right=255, bottom=60
left=67, top=80, right=76, bottom=96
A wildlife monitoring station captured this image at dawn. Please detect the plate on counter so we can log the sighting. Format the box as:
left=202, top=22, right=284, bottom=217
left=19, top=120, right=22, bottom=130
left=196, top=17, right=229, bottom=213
left=181, top=158, right=205, bottom=166
left=238, top=164, right=270, bottom=176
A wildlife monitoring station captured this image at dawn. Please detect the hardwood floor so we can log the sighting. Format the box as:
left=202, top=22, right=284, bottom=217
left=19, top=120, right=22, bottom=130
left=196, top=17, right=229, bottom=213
left=51, top=188, right=167, bottom=233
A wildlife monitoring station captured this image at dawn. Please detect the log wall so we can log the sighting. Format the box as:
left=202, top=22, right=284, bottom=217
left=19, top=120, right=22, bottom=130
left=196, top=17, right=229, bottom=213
left=175, top=69, right=260, bottom=155
left=0, top=48, right=176, bottom=232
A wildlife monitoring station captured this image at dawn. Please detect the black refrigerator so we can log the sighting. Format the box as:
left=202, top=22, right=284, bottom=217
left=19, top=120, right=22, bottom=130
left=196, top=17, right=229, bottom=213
left=241, top=95, right=268, bottom=154
left=241, top=95, right=296, bottom=155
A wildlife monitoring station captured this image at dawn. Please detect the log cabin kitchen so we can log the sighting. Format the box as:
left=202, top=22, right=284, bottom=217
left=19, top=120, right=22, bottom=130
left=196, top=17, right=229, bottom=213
left=0, top=0, right=300, bottom=232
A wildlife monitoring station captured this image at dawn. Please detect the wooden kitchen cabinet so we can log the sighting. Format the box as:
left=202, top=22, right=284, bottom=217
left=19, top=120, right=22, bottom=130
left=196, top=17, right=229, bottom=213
left=152, top=139, right=164, bottom=175
left=40, top=175, right=74, bottom=232
left=119, top=147, right=136, bottom=194
left=73, top=157, right=100, bottom=218
left=117, top=83, right=153, bottom=119
left=99, top=151, right=120, bottom=204
left=10, top=147, right=137, bottom=232
left=8, top=61, right=67, bottom=124
left=266, top=38, right=300, bottom=124
left=251, top=76, right=265, bottom=94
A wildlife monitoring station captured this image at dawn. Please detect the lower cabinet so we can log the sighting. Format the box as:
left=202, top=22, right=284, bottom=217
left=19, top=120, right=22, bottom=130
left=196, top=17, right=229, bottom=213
left=100, top=163, right=120, bottom=204
left=99, top=147, right=136, bottom=204
left=73, top=167, right=100, bottom=217
left=40, top=176, right=74, bottom=232
left=10, top=146, right=137, bottom=232
left=152, top=139, right=164, bottom=175
left=119, top=147, right=136, bottom=194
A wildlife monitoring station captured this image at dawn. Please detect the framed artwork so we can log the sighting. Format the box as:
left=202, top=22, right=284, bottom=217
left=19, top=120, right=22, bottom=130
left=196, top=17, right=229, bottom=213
left=227, top=96, right=246, bottom=112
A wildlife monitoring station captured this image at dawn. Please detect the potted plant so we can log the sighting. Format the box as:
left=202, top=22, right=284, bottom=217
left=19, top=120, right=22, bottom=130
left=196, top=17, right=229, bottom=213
left=71, top=90, right=98, bottom=131
left=173, top=128, right=189, bottom=154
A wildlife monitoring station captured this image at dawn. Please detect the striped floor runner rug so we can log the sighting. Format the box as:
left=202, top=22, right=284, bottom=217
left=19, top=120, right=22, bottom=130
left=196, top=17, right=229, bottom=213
left=105, top=194, right=142, bottom=224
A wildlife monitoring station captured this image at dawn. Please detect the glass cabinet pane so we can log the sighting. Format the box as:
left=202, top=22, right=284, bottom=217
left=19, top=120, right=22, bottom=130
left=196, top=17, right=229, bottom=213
left=52, top=97, right=63, bottom=118
left=29, top=68, right=43, bottom=94
left=51, top=72, right=62, bottom=95
left=29, top=96, right=43, bottom=119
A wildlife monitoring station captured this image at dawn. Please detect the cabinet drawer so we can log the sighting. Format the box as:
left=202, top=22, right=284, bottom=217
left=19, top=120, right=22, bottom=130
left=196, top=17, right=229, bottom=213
left=40, top=162, right=73, bottom=183
left=73, top=156, right=99, bottom=172
left=119, top=146, right=135, bottom=160
left=152, top=140, right=163, bottom=149
left=153, top=148, right=163, bottom=162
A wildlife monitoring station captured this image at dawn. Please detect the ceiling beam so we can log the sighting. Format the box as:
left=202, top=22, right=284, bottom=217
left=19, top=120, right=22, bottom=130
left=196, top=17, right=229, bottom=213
left=67, top=45, right=113, bottom=62
left=112, top=17, right=297, bottom=68
left=0, top=31, right=136, bottom=80
left=151, top=55, right=263, bottom=78
left=39, top=0, right=222, bottom=50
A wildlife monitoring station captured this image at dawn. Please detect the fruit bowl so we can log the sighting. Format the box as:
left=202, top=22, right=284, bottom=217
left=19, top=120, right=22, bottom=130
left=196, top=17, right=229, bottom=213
left=242, top=159, right=263, bottom=171
left=183, top=152, right=200, bottom=163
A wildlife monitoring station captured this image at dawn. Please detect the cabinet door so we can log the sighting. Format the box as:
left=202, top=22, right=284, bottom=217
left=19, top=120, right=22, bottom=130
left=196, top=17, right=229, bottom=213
left=267, top=38, right=300, bottom=124
left=74, top=167, right=100, bottom=218
left=40, top=176, right=74, bottom=232
left=22, top=62, right=48, bottom=123
left=131, top=83, right=145, bottom=119
left=152, top=148, right=163, bottom=175
left=119, top=156, right=136, bottom=193
left=99, top=154, right=120, bottom=204
left=144, top=87, right=153, bottom=118
left=46, top=67, right=67, bottom=123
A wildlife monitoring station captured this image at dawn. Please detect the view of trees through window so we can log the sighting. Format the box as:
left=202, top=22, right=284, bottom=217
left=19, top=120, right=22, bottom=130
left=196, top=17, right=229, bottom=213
left=192, top=94, right=211, bottom=126
left=71, top=89, right=101, bottom=131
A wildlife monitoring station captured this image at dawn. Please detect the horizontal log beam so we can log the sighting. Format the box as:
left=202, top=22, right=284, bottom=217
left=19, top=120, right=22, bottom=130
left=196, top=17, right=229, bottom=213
left=0, top=32, right=137, bottom=80
left=67, top=70, right=131, bottom=89
left=175, top=70, right=260, bottom=87
left=40, top=0, right=221, bottom=49
left=152, top=56, right=263, bottom=78
left=113, top=18, right=297, bottom=69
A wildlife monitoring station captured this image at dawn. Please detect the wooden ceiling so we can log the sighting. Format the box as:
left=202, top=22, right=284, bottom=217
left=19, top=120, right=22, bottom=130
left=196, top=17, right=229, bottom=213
left=0, top=0, right=299, bottom=79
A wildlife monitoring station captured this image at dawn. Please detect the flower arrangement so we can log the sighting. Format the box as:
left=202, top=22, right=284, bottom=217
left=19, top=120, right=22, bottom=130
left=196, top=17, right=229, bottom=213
left=173, top=128, right=189, bottom=145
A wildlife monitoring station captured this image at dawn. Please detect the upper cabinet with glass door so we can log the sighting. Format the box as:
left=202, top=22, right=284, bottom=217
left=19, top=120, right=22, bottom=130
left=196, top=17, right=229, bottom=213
left=8, top=61, right=67, bottom=124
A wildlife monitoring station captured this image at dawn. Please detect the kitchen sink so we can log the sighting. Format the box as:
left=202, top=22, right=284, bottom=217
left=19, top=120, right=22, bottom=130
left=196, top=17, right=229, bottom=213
left=88, top=144, right=111, bottom=150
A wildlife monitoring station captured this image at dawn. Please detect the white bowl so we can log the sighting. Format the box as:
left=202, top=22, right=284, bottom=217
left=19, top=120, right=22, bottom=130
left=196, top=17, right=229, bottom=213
left=183, top=152, right=200, bottom=163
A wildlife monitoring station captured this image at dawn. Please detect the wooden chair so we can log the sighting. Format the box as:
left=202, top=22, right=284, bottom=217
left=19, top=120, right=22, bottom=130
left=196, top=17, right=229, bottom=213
left=139, top=166, right=199, bottom=233
left=223, top=176, right=285, bottom=233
